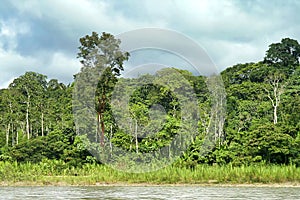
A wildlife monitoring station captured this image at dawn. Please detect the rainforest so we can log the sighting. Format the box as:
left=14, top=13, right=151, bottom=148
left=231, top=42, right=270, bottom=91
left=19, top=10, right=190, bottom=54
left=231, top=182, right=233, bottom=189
left=0, top=33, right=300, bottom=185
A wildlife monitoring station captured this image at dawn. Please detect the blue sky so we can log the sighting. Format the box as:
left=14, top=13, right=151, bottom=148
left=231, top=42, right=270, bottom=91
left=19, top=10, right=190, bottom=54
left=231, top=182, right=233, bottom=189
left=1, top=0, right=300, bottom=88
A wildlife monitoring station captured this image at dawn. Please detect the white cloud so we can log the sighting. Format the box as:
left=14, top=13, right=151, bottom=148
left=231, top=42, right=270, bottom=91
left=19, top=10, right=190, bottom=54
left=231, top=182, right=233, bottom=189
left=0, top=49, right=37, bottom=88
left=1, top=0, right=300, bottom=88
left=45, top=52, right=81, bottom=83
left=0, top=49, right=80, bottom=88
left=0, top=77, right=17, bottom=89
left=0, top=19, right=30, bottom=50
left=205, top=39, right=264, bottom=69
left=9, top=0, right=159, bottom=34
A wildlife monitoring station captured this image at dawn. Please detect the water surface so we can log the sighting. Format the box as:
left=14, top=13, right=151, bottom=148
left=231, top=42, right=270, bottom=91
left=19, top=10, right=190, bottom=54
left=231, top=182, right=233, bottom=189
left=1, top=186, right=300, bottom=200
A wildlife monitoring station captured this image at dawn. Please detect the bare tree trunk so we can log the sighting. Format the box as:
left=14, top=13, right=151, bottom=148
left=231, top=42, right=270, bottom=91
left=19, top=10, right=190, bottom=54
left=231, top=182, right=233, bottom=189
left=218, top=95, right=225, bottom=146
left=41, top=112, right=44, bottom=137
left=264, top=74, right=285, bottom=125
left=135, top=119, right=138, bottom=154
left=218, top=117, right=224, bottom=147
left=274, top=105, right=278, bottom=124
left=206, top=75, right=226, bottom=145
left=7, top=102, right=13, bottom=146
left=26, top=96, right=30, bottom=139
left=214, top=116, right=217, bottom=142
left=11, top=123, right=14, bottom=146
left=128, top=118, right=133, bottom=151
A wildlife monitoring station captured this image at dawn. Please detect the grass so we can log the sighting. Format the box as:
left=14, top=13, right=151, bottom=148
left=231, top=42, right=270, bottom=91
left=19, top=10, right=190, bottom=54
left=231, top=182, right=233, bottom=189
left=0, top=160, right=299, bottom=186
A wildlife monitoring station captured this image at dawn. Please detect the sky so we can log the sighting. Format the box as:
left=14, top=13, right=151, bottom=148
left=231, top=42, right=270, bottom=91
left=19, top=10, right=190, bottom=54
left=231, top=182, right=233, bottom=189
left=1, top=0, right=300, bottom=88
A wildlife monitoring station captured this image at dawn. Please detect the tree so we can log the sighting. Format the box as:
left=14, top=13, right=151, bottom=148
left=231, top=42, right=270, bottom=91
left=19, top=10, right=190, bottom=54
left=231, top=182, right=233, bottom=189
left=0, top=89, right=20, bottom=146
left=1, top=37, right=300, bottom=167
left=46, top=79, right=71, bottom=131
left=264, top=38, right=300, bottom=74
left=263, top=73, right=286, bottom=124
left=77, top=32, right=129, bottom=146
left=8, top=72, right=47, bottom=139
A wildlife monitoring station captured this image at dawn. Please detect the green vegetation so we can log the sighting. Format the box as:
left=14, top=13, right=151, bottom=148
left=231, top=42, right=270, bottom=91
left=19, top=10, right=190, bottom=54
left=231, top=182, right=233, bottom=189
left=0, top=161, right=299, bottom=185
left=0, top=33, right=300, bottom=185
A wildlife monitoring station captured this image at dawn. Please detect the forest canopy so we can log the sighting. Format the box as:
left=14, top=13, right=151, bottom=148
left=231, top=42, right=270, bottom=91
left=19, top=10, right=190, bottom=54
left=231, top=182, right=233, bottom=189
left=0, top=34, right=299, bottom=168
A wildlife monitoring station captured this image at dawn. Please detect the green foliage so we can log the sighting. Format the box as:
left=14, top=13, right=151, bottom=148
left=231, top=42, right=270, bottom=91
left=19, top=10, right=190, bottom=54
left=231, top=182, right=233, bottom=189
left=264, top=38, right=300, bottom=70
left=0, top=34, right=300, bottom=172
left=0, top=161, right=299, bottom=185
left=75, top=32, right=130, bottom=146
left=6, top=128, right=92, bottom=165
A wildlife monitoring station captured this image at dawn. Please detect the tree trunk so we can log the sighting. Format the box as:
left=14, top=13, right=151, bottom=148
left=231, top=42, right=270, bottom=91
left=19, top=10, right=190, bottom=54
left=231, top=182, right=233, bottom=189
left=264, top=74, right=285, bottom=125
left=110, top=124, right=113, bottom=155
left=26, top=96, right=30, bottom=139
left=99, top=113, right=105, bottom=147
left=7, top=102, right=13, bottom=146
left=97, top=95, right=106, bottom=147
left=101, top=118, right=105, bottom=146
left=129, top=118, right=133, bottom=151
left=274, top=105, right=278, bottom=124
left=135, top=119, right=138, bottom=154
left=16, top=129, right=18, bottom=145
left=6, top=123, right=10, bottom=146
left=41, top=112, right=44, bottom=137
left=11, top=123, right=14, bottom=146
left=97, top=113, right=101, bottom=144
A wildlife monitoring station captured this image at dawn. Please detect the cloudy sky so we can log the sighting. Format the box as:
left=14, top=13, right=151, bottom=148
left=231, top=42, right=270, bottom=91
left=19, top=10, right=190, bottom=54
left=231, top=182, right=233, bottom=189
left=1, top=0, right=300, bottom=88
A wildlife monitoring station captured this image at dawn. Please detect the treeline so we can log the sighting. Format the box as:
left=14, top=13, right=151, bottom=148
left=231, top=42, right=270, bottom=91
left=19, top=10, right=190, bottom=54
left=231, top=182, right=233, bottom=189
left=0, top=73, right=91, bottom=165
left=0, top=34, right=299, bottom=168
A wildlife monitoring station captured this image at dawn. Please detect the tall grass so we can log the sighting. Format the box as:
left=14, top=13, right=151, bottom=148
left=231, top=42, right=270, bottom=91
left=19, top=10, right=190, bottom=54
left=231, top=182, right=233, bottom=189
left=0, top=160, right=299, bottom=185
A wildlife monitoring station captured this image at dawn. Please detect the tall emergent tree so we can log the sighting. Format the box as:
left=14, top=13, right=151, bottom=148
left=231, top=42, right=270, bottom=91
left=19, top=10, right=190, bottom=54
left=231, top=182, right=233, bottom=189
left=263, top=38, right=300, bottom=124
left=264, top=38, right=300, bottom=74
left=77, top=32, right=129, bottom=146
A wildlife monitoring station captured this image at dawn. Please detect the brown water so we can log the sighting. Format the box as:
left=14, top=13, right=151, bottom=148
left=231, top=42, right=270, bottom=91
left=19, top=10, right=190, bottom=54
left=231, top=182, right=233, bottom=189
left=1, top=186, right=300, bottom=199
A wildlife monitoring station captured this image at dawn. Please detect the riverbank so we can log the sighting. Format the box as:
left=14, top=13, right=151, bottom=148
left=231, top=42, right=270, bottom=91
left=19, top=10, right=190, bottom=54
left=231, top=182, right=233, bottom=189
left=0, top=161, right=299, bottom=186
left=1, top=181, right=300, bottom=187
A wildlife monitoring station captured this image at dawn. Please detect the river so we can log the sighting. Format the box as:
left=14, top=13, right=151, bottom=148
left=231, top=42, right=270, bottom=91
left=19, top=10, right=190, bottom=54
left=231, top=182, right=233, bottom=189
left=1, top=186, right=300, bottom=199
